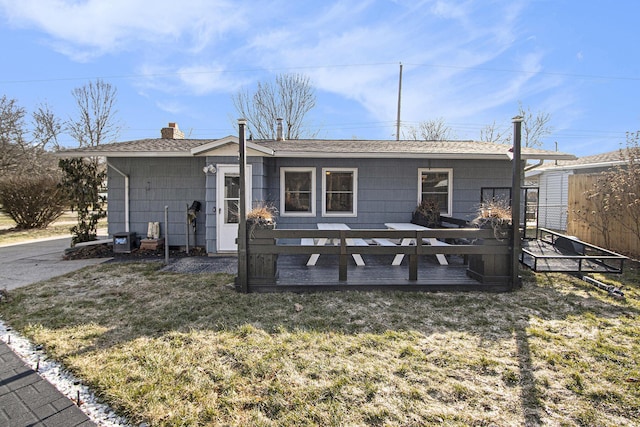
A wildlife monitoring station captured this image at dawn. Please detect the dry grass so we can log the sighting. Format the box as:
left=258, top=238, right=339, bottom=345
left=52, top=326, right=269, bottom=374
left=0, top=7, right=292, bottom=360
left=1, top=262, right=639, bottom=426
left=0, top=211, right=106, bottom=245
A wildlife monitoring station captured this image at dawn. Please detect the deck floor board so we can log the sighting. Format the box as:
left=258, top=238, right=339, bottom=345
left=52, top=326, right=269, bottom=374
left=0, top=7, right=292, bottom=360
left=248, top=254, right=510, bottom=292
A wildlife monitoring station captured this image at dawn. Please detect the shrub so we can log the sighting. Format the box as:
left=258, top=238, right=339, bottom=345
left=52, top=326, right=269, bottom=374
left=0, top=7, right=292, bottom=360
left=412, top=199, right=440, bottom=227
left=58, top=158, right=107, bottom=246
left=0, top=175, right=67, bottom=229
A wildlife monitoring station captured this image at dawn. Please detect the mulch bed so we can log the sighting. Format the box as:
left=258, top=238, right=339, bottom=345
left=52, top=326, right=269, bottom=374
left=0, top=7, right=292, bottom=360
left=63, top=242, right=207, bottom=261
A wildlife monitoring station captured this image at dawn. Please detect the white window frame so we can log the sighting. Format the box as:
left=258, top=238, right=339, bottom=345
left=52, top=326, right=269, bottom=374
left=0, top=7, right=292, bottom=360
left=322, top=167, right=358, bottom=217
left=280, top=167, right=316, bottom=217
left=418, top=168, right=453, bottom=216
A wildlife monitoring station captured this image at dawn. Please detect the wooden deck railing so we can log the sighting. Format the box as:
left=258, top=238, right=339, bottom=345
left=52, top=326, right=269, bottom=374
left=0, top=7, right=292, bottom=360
left=246, top=227, right=511, bottom=284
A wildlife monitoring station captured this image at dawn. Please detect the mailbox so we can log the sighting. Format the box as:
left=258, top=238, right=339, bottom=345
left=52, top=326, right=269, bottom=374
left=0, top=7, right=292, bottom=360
left=113, top=232, right=137, bottom=253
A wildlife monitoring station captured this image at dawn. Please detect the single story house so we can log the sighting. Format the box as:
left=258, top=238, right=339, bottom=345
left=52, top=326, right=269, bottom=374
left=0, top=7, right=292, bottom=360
left=60, top=122, right=575, bottom=255
left=525, top=150, right=626, bottom=231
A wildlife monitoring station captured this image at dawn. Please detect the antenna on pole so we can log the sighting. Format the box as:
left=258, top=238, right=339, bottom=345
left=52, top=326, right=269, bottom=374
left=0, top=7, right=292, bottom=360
left=396, top=62, right=403, bottom=141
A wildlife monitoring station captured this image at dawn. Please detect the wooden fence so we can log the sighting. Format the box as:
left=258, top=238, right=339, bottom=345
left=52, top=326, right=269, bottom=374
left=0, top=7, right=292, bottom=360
left=567, top=174, right=639, bottom=257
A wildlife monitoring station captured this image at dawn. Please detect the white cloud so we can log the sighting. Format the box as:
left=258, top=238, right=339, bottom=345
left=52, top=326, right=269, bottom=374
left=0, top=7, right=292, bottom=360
left=0, top=0, right=565, bottom=138
left=176, top=64, right=249, bottom=96
left=231, top=0, right=546, bottom=130
left=155, top=99, right=186, bottom=115
left=0, top=0, right=244, bottom=59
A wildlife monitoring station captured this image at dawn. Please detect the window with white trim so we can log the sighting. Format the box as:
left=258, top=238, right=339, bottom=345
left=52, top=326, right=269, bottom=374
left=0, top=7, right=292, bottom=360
left=418, top=168, right=452, bottom=216
left=280, top=167, right=315, bottom=216
left=322, top=168, right=357, bottom=216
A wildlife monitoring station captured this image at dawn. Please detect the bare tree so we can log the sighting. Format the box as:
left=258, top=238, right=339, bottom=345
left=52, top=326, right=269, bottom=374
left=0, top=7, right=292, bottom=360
left=478, top=104, right=553, bottom=147
left=32, top=102, right=63, bottom=152
left=479, top=121, right=511, bottom=144
left=571, top=132, right=640, bottom=255
left=0, top=97, right=65, bottom=228
left=603, top=132, right=640, bottom=245
left=232, top=73, right=317, bottom=140
left=67, top=79, right=121, bottom=148
left=61, top=79, right=119, bottom=244
left=0, top=96, right=61, bottom=176
left=403, top=118, right=455, bottom=141
left=518, top=103, right=552, bottom=148
left=0, top=96, right=27, bottom=175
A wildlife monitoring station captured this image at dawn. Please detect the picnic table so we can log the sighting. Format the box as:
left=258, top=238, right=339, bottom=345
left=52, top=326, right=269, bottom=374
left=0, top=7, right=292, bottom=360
left=384, top=223, right=449, bottom=266
left=305, top=223, right=366, bottom=266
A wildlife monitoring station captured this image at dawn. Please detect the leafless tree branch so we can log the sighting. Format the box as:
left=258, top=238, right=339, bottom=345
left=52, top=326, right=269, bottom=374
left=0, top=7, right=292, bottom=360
left=232, top=73, right=317, bottom=139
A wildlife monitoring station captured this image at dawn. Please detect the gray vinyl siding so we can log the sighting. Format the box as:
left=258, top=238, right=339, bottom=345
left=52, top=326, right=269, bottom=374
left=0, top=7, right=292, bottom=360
left=107, top=157, right=206, bottom=247
left=107, top=154, right=513, bottom=254
left=265, top=157, right=512, bottom=229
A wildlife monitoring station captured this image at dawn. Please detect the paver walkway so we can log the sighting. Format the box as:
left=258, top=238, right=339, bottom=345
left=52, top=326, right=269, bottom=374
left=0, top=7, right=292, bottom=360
left=1, top=236, right=104, bottom=426
left=0, top=341, right=96, bottom=426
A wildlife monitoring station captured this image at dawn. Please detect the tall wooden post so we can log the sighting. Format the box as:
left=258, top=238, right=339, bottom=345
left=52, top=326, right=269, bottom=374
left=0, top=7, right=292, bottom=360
left=396, top=62, right=403, bottom=141
left=237, top=119, right=248, bottom=292
left=511, top=116, right=524, bottom=289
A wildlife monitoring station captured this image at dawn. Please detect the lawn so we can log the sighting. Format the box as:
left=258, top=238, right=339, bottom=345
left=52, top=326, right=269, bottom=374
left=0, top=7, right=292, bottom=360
left=0, top=262, right=639, bottom=426
left=0, top=211, right=107, bottom=246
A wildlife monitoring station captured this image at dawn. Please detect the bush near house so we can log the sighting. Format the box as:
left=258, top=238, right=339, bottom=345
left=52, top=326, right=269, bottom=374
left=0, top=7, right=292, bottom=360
left=0, top=175, right=67, bottom=229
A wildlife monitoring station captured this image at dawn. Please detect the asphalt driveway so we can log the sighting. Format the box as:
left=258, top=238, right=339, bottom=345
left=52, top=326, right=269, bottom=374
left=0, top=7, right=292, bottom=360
left=0, top=237, right=108, bottom=291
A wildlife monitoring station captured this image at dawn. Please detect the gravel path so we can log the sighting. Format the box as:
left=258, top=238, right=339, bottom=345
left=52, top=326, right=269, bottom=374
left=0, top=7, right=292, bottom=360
left=159, top=256, right=238, bottom=274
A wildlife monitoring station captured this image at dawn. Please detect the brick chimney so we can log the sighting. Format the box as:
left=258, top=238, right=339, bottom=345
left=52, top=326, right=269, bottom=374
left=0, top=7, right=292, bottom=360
left=161, top=122, right=185, bottom=139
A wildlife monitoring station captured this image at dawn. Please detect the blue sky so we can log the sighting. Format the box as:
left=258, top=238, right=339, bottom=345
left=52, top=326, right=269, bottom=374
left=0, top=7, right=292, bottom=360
left=0, top=0, right=638, bottom=157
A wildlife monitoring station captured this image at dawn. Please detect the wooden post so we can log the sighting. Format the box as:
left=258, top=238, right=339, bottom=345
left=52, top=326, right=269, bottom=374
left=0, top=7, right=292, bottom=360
left=237, top=119, right=248, bottom=293
left=164, top=205, right=169, bottom=265
left=339, top=230, right=347, bottom=281
left=409, top=230, right=421, bottom=281
left=396, top=62, right=403, bottom=141
left=511, top=116, right=524, bottom=289
left=185, top=203, right=190, bottom=255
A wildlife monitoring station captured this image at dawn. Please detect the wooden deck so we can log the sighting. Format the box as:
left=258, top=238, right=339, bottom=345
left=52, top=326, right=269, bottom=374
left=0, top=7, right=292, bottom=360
left=247, top=254, right=511, bottom=293
left=241, top=226, right=516, bottom=293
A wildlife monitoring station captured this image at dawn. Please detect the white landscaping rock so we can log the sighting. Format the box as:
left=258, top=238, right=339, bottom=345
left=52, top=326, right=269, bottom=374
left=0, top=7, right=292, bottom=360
left=0, top=320, right=132, bottom=427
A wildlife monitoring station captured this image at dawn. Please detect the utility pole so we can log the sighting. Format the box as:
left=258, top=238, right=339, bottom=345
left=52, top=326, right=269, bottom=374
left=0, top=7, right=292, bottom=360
left=396, top=62, right=403, bottom=141
left=237, top=119, right=248, bottom=293
left=511, top=115, right=524, bottom=289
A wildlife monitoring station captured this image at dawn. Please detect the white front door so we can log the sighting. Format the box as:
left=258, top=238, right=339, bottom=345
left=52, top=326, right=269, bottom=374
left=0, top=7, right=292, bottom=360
left=216, top=165, right=252, bottom=252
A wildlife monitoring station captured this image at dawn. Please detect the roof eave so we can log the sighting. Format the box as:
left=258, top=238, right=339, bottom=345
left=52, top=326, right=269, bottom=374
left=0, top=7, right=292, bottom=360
left=55, top=151, right=193, bottom=158
left=271, top=151, right=510, bottom=159
left=521, top=153, right=577, bottom=161
left=190, top=136, right=275, bottom=156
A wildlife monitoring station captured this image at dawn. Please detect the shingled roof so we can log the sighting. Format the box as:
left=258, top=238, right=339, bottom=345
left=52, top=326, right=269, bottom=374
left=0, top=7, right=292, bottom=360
left=57, top=137, right=575, bottom=160
left=527, top=149, right=628, bottom=175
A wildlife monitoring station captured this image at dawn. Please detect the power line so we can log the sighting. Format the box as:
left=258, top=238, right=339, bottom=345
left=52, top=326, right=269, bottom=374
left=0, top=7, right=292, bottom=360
left=2, top=60, right=639, bottom=85
left=404, top=62, right=640, bottom=82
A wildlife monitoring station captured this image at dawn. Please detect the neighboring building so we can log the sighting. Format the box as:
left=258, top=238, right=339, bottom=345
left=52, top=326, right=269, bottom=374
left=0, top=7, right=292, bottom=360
left=526, top=150, right=626, bottom=231
left=60, top=123, right=575, bottom=255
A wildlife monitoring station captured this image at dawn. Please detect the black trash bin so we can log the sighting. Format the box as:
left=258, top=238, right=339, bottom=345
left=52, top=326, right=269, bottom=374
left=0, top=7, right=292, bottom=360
left=113, top=232, right=137, bottom=253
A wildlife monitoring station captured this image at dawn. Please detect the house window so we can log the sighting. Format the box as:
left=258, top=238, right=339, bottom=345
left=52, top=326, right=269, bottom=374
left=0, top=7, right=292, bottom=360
left=323, top=168, right=357, bottom=216
left=281, top=168, right=315, bottom=216
left=481, top=187, right=511, bottom=204
left=418, top=168, right=452, bottom=216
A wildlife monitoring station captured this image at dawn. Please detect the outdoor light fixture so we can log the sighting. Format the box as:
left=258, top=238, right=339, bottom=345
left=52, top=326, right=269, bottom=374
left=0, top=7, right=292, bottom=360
left=202, top=164, right=217, bottom=174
